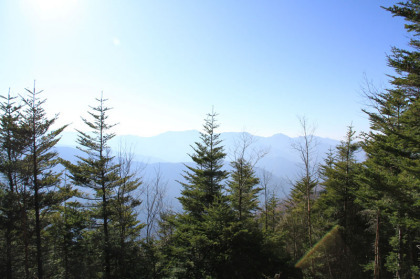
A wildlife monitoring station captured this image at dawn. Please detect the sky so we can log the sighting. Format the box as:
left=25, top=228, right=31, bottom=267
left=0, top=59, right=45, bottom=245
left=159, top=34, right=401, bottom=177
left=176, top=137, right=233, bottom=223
left=0, top=0, right=409, bottom=140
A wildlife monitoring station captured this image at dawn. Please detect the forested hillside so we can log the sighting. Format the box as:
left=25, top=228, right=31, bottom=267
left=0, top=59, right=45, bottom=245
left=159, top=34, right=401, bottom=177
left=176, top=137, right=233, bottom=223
left=0, top=2, right=419, bottom=279
left=55, top=130, right=342, bottom=210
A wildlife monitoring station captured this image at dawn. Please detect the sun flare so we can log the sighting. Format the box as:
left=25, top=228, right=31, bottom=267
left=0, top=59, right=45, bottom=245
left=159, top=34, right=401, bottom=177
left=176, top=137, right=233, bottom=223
left=24, top=0, right=79, bottom=21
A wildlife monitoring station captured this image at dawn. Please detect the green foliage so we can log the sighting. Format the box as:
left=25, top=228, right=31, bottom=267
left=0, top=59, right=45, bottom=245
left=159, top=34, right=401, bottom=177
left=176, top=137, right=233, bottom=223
left=64, top=95, right=127, bottom=278
left=170, top=111, right=230, bottom=278
left=282, top=171, right=318, bottom=268
left=0, top=85, right=72, bottom=279
left=261, top=190, right=281, bottom=233
left=109, top=148, right=144, bottom=278
left=167, top=112, right=294, bottom=278
left=2, top=3, right=420, bottom=274
left=227, top=157, right=261, bottom=221
left=0, top=91, right=26, bottom=279
left=356, top=1, right=420, bottom=277
left=281, top=194, right=309, bottom=263
left=45, top=200, right=90, bottom=278
left=20, top=84, right=69, bottom=279
left=178, top=110, right=228, bottom=218
left=315, top=126, right=368, bottom=278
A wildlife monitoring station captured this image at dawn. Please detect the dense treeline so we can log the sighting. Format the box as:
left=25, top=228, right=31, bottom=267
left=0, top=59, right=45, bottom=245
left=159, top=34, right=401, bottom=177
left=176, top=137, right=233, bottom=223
left=0, top=2, right=419, bottom=278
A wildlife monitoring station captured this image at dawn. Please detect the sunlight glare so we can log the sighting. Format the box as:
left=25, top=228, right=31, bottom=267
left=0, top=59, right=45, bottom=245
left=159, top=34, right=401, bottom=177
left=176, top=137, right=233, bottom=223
left=24, top=0, right=79, bottom=21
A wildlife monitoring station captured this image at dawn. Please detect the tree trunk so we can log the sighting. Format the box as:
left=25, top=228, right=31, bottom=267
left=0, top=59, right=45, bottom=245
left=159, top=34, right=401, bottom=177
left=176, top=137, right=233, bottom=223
left=22, top=189, right=30, bottom=279
left=6, top=221, right=12, bottom=279
left=64, top=203, right=69, bottom=279
left=396, top=226, right=402, bottom=279
left=374, top=210, right=380, bottom=279
left=33, top=133, right=43, bottom=279
left=102, top=183, right=111, bottom=279
left=34, top=185, right=43, bottom=279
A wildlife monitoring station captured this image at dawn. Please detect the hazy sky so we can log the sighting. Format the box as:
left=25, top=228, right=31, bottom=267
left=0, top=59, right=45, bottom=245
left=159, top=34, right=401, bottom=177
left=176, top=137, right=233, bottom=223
left=0, top=0, right=408, bottom=139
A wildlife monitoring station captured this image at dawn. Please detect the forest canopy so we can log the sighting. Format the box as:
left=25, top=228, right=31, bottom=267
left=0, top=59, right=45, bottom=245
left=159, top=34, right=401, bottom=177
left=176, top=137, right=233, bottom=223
left=0, top=1, right=419, bottom=279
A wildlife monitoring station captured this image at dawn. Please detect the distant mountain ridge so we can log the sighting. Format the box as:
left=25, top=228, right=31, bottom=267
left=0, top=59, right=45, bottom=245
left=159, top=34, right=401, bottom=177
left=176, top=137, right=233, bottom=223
left=56, top=130, right=348, bottom=206
left=58, top=130, right=341, bottom=165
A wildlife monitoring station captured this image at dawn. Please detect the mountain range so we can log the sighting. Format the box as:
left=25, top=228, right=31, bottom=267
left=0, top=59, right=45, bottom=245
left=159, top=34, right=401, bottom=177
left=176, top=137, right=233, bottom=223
left=56, top=130, right=353, bottom=209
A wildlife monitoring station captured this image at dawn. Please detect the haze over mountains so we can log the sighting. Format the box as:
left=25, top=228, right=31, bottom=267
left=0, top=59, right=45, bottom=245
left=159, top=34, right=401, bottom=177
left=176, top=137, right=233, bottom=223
left=56, top=130, right=348, bottom=207
left=58, top=130, right=340, bottom=163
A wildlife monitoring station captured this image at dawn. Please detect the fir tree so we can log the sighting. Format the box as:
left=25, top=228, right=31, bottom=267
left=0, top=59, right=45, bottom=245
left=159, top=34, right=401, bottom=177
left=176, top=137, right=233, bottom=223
left=20, top=83, right=68, bottom=279
left=227, top=157, right=260, bottom=221
left=317, top=126, right=367, bottom=278
left=319, top=126, right=362, bottom=242
left=0, top=90, right=25, bottom=279
left=358, top=2, right=420, bottom=277
left=225, top=134, right=268, bottom=278
left=178, top=110, right=228, bottom=217
left=226, top=132, right=266, bottom=223
left=170, top=110, right=230, bottom=278
left=291, top=118, right=318, bottom=265
left=112, top=148, right=143, bottom=278
left=64, top=94, right=120, bottom=279
left=46, top=199, right=89, bottom=279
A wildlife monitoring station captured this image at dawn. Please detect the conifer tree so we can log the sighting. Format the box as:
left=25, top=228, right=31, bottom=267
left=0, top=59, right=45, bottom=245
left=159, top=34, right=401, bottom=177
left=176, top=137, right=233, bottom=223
left=0, top=90, right=26, bottom=279
left=358, top=2, right=420, bottom=277
left=225, top=133, right=271, bottom=278
left=259, top=170, right=281, bottom=233
left=178, top=110, right=228, bottom=217
left=46, top=199, right=89, bottom=278
left=319, top=127, right=362, bottom=240
left=170, top=110, right=230, bottom=278
left=282, top=178, right=316, bottom=263
left=292, top=118, right=318, bottom=252
left=227, top=157, right=260, bottom=221
left=285, top=117, right=318, bottom=277
left=19, top=83, right=68, bottom=279
left=227, top=133, right=262, bottom=222
left=112, top=147, right=143, bottom=278
left=317, top=126, right=367, bottom=278
left=262, top=190, right=281, bottom=233
left=64, top=94, right=120, bottom=278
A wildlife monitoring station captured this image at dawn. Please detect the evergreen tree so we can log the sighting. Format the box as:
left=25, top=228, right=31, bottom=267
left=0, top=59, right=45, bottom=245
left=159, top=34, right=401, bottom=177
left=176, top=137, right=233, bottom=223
left=282, top=180, right=314, bottom=264
left=112, top=148, right=143, bottom=278
left=0, top=90, right=26, bottom=279
left=227, top=132, right=266, bottom=222
left=285, top=117, right=318, bottom=277
left=170, top=110, right=230, bottom=278
left=178, top=110, right=228, bottom=217
left=20, top=83, right=68, bottom=279
left=225, top=134, right=268, bottom=278
left=64, top=94, right=120, bottom=278
left=154, top=210, right=178, bottom=278
left=261, top=190, right=281, bottom=233
left=316, top=126, right=368, bottom=278
left=46, top=199, right=90, bottom=279
left=358, top=2, right=420, bottom=277
left=227, top=151, right=261, bottom=221
left=319, top=127, right=362, bottom=244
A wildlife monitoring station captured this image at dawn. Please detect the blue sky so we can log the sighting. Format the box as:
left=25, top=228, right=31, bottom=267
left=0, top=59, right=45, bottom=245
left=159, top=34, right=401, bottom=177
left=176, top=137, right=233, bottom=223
left=0, top=0, right=408, bottom=139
